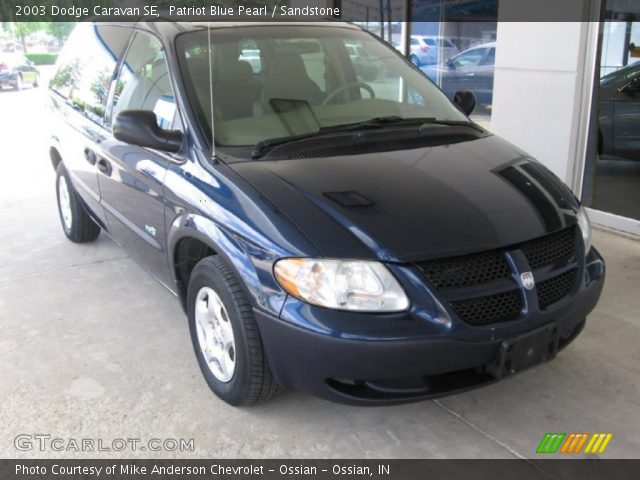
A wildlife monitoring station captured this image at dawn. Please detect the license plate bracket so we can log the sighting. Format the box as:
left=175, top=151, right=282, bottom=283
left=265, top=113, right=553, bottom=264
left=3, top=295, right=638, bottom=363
left=486, top=324, right=560, bottom=379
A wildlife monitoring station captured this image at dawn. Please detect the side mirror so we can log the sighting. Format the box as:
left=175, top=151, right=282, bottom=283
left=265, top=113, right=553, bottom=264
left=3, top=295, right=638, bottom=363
left=446, top=58, right=454, bottom=68
left=453, top=89, right=477, bottom=116
left=113, top=110, right=183, bottom=153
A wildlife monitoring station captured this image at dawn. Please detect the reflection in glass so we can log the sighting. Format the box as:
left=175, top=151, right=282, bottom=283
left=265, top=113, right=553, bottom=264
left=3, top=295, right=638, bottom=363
left=410, top=20, right=497, bottom=130
left=582, top=1, right=640, bottom=222
left=50, top=24, right=129, bottom=125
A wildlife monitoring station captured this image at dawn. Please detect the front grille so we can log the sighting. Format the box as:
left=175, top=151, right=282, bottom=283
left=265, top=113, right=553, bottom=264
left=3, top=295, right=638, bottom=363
left=416, top=226, right=579, bottom=326
left=450, top=290, right=522, bottom=326
left=419, top=251, right=510, bottom=289
left=537, top=269, right=578, bottom=310
left=520, top=227, right=576, bottom=269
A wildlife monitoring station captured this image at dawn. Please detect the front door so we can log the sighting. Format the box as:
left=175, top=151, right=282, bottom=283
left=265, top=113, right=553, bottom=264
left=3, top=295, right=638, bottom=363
left=442, top=47, right=488, bottom=99
left=98, top=31, right=181, bottom=287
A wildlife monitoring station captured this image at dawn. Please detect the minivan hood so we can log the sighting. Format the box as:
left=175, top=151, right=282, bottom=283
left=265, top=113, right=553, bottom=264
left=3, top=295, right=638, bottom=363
left=231, top=135, right=580, bottom=262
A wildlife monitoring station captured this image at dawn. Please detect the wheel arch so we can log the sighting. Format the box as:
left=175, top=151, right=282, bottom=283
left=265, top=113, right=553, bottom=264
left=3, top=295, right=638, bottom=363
left=49, top=146, right=63, bottom=171
left=167, top=213, right=275, bottom=314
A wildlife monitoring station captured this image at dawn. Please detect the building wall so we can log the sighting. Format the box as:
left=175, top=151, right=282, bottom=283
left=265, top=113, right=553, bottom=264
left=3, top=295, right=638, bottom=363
left=490, top=20, right=596, bottom=186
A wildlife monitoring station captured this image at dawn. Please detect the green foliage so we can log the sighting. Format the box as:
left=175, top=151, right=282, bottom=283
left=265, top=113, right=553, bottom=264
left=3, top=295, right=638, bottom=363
left=2, top=22, right=43, bottom=52
left=25, top=52, right=58, bottom=65
left=45, top=22, right=74, bottom=42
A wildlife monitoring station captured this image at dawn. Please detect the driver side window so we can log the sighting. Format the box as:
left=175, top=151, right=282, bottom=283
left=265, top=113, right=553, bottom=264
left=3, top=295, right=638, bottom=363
left=452, top=48, right=486, bottom=68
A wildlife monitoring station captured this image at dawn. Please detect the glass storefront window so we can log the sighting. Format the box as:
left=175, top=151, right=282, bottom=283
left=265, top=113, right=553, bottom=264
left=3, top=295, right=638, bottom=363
left=582, top=2, right=640, bottom=222
left=409, top=21, right=497, bottom=129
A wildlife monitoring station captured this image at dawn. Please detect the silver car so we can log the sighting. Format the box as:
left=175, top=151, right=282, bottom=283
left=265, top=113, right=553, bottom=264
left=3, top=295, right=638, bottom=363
left=408, top=35, right=458, bottom=66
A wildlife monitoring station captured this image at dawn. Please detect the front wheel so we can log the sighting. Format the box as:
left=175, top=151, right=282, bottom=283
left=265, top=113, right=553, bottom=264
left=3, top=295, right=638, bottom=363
left=55, top=163, right=101, bottom=243
left=33, top=74, right=39, bottom=87
left=14, top=75, right=23, bottom=91
left=187, top=255, right=279, bottom=406
left=410, top=54, right=420, bottom=67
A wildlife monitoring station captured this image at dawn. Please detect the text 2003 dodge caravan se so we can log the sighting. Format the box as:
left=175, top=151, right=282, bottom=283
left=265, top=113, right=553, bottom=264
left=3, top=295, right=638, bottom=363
left=49, top=22, right=605, bottom=406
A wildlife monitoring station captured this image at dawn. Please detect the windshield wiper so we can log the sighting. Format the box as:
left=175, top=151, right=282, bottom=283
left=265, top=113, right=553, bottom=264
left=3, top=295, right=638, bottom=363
left=252, top=131, right=329, bottom=159
left=322, top=116, right=485, bottom=133
left=251, top=116, right=484, bottom=159
left=419, top=118, right=486, bottom=132
left=251, top=119, right=395, bottom=159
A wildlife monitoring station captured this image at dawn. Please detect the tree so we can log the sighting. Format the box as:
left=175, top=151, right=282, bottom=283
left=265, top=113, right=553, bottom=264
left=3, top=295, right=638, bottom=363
left=2, top=22, right=43, bottom=53
left=45, top=22, right=75, bottom=46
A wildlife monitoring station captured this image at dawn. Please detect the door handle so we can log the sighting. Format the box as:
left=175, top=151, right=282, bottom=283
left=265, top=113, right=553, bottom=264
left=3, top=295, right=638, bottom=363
left=83, top=148, right=97, bottom=165
left=96, top=158, right=112, bottom=176
left=466, top=73, right=476, bottom=77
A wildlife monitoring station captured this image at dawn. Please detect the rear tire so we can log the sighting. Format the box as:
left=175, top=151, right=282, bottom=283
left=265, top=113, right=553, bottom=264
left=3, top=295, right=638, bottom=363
left=187, top=255, right=279, bottom=406
left=14, top=75, right=23, bottom=91
left=55, top=163, right=100, bottom=243
left=33, top=74, right=39, bottom=88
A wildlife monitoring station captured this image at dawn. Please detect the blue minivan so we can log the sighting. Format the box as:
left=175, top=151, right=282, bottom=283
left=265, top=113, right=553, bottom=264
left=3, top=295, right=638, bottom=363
left=49, top=22, right=605, bottom=405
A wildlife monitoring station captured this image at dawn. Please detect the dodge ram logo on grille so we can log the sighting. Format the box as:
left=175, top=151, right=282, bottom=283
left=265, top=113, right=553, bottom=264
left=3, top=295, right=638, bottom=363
left=521, top=272, right=535, bottom=290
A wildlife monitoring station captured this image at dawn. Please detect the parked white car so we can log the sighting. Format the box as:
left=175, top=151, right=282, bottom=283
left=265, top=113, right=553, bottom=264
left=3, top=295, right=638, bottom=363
left=407, top=35, right=458, bottom=66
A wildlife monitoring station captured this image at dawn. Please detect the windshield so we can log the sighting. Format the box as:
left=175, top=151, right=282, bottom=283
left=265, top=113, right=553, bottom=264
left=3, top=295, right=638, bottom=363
left=176, top=25, right=469, bottom=152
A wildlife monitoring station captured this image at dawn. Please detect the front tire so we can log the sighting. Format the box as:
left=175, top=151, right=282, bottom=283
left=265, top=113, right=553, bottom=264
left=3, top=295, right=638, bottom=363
left=55, top=163, right=100, bottom=243
left=14, top=75, right=23, bottom=91
left=33, top=74, right=39, bottom=87
left=187, top=255, right=279, bottom=406
left=410, top=54, right=420, bottom=67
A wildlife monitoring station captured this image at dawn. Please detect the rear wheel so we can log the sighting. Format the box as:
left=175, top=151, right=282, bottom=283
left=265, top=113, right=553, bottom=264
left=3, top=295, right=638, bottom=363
left=187, top=255, right=279, bottom=406
left=33, top=74, right=39, bottom=87
left=14, top=75, right=23, bottom=91
left=55, top=163, right=100, bottom=243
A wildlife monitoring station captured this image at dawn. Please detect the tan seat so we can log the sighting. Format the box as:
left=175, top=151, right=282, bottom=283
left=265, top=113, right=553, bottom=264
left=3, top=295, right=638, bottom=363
left=256, top=52, right=324, bottom=115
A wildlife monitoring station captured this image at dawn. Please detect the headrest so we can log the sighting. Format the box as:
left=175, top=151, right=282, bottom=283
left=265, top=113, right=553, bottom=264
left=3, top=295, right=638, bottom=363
left=269, top=53, right=306, bottom=78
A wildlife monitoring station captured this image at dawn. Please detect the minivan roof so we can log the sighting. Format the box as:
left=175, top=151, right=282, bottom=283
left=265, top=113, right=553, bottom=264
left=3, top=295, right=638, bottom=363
left=175, top=21, right=358, bottom=29
left=119, top=20, right=361, bottom=45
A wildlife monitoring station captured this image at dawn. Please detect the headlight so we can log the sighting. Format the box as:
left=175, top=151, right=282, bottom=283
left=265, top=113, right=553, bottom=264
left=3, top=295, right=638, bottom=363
left=576, top=206, right=592, bottom=255
left=274, top=258, right=410, bottom=312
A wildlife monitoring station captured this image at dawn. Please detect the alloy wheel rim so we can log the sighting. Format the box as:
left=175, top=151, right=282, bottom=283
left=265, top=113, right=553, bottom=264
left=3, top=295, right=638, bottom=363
left=58, top=175, right=73, bottom=230
left=195, top=286, right=236, bottom=383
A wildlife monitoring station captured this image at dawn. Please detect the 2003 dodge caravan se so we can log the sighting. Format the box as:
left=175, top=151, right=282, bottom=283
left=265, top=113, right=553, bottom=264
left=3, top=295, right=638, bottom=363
left=49, top=22, right=605, bottom=406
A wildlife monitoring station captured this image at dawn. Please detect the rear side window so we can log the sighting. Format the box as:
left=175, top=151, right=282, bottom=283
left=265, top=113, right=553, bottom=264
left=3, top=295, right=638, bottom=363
left=111, top=32, right=177, bottom=130
left=50, top=24, right=130, bottom=126
left=423, top=38, right=437, bottom=46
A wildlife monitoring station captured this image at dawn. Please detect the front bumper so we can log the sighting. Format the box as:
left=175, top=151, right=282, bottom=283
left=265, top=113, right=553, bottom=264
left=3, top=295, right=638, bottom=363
left=257, top=248, right=605, bottom=405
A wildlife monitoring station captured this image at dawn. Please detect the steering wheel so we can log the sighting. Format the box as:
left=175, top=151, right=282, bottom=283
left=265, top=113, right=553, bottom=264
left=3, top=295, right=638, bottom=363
left=322, top=82, right=376, bottom=106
